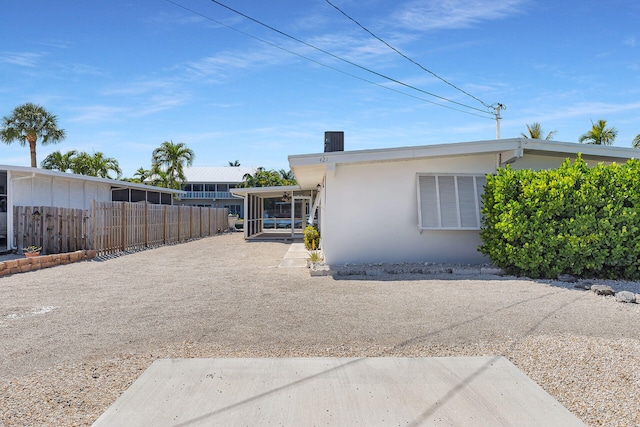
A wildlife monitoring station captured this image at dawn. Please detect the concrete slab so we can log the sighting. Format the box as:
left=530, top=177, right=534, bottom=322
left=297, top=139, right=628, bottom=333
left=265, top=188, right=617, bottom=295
left=278, top=243, right=308, bottom=268
left=92, top=357, right=586, bottom=427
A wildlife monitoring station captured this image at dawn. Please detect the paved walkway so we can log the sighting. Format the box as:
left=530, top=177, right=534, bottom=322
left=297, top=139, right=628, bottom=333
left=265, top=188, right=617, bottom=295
left=278, top=242, right=309, bottom=268
left=92, top=357, right=586, bottom=426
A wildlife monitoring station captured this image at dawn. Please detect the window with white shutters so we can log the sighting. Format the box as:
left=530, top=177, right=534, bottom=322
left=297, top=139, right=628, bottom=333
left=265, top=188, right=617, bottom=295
left=417, top=174, right=487, bottom=230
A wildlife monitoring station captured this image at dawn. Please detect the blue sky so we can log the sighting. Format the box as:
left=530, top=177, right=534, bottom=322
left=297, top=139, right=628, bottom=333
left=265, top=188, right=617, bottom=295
left=1, top=0, right=639, bottom=177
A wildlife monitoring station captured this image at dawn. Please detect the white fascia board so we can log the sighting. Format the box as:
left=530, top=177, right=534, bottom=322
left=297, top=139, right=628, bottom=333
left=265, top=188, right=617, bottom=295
left=521, top=140, right=638, bottom=161
left=288, top=139, right=522, bottom=168
left=0, top=164, right=184, bottom=194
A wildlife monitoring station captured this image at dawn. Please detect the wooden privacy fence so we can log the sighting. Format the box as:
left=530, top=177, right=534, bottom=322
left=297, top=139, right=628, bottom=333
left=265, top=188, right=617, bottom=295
left=14, top=206, right=89, bottom=255
left=14, top=203, right=229, bottom=256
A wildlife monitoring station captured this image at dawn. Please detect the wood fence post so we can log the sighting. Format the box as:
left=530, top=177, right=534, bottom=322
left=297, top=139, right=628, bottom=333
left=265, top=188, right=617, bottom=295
left=144, top=203, right=149, bottom=248
left=92, top=200, right=97, bottom=253
left=163, top=205, right=167, bottom=244
left=121, top=202, right=126, bottom=252
left=177, top=206, right=181, bottom=242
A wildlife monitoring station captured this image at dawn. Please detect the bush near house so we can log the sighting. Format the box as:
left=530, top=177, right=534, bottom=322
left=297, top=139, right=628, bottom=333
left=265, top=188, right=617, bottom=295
left=479, top=155, right=640, bottom=280
left=304, top=226, right=320, bottom=250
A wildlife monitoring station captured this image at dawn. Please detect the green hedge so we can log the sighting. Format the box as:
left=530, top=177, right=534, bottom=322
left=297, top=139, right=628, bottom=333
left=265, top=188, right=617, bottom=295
left=478, top=155, right=640, bottom=279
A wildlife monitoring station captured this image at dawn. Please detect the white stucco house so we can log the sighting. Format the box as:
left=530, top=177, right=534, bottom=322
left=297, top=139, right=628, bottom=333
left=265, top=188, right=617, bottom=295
left=235, top=138, right=637, bottom=266
left=0, top=165, right=182, bottom=253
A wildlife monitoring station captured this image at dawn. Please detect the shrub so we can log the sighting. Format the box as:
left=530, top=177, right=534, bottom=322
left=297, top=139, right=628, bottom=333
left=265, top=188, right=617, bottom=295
left=303, top=226, right=320, bottom=250
left=479, top=155, right=640, bottom=280
left=307, top=250, right=323, bottom=263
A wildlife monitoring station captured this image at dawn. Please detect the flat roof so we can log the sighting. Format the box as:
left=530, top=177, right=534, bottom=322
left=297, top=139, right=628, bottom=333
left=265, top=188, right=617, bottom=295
left=0, top=165, right=183, bottom=194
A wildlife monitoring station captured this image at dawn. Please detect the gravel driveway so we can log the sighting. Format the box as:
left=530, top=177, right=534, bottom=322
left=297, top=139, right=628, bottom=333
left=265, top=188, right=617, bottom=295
left=1, top=233, right=639, bottom=426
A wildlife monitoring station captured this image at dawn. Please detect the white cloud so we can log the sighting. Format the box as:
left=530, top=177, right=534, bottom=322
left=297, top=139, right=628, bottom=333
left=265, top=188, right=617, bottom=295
left=103, top=79, right=177, bottom=96
left=132, top=95, right=188, bottom=117
left=623, top=36, right=636, bottom=47
left=0, top=51, right=45, bottom=67
left=178, top=48, right=291, bottom=81
left=67, top=105, right=129, bottom=123
left=393, top=0, right=528, bottom=31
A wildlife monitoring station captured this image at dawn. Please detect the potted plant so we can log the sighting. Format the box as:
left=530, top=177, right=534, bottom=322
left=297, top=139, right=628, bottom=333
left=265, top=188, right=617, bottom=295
left=24, top=246, right=42, bottom=257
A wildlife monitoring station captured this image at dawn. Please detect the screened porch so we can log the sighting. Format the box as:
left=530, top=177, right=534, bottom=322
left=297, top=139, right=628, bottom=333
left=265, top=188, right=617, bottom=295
left=231, top=186, right=319, bottom=241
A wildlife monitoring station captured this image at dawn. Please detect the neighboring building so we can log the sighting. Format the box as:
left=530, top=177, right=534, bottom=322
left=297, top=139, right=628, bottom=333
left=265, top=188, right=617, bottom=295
left=178, top=166, right=257, bottom=216
left=277, top=138, right=637, bottom=265
left=0, top=165, right=182, bottom=253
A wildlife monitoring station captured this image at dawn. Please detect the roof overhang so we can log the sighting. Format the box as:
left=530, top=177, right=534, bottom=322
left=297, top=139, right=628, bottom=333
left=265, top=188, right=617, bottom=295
left=288, top=138, right=639, bottom=189
left=0, top=165, right=184, bottom=195
left=520, top=139, right=637, bottom=163
left=230, top=185, right=301, bottom=199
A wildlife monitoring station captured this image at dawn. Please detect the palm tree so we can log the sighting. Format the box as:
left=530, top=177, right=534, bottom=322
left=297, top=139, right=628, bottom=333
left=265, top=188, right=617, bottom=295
left=70, top=151, right=121, bottom=179
left=133, top=167, right=150, bottom=182
left=521, top=122, right=556, bottom=140
left=633, top=134, right=640, bottom=149
left=89, top=152, right=122, bottom=179
left=151, top=140, right=195, bottom=190
left=228, top=160, right=241, bottom=166
left=278, top=169, right=296, bottom=185
left=41, top=149, right=78, bottom=172
left=238, top=168, right=296, bottom=188
left=1, top=103, right=66, bottom=168
left=578, top=119, right=618, bottom=145
left=149, top=169, right=171, bottom=188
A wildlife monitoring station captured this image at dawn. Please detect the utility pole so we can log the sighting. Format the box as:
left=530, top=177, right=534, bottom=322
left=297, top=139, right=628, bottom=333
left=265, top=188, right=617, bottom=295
left=494, top=103, right=505, bottom=139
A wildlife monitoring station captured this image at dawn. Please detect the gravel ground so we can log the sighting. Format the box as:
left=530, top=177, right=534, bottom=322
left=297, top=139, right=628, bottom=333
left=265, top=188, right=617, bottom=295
left=0, top=233, right=639, bottom=426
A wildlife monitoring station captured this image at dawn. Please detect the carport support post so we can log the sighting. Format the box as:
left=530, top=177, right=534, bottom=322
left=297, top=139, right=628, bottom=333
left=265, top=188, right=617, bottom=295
left=290, top=191, right=294, bottom=240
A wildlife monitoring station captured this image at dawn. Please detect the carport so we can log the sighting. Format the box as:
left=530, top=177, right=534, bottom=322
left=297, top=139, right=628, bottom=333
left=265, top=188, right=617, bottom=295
left=231, top=185, right=319, bottom=241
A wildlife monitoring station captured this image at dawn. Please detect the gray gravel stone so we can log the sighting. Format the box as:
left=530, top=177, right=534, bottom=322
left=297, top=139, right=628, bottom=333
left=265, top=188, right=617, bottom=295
left=365, top=269, right=383, bottom=276
left=451, top=267, right=480, bottom=275
left=615, top=291, right=636, bottom=303
left=481, top=267, right=505, bottom=276
left=591, top=284, right=615, bottom=296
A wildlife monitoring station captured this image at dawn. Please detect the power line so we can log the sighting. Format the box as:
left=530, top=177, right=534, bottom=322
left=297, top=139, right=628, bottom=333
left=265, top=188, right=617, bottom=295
left=324, top=0, right=494, bottom=111
left=166, top=0, right=494, bottom=120
left=206, top=0, right=494, bottom=116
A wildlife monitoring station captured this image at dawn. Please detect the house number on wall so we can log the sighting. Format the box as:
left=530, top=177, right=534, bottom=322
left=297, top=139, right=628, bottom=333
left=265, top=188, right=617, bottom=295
left=319, top=156, right=329, bottom=163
